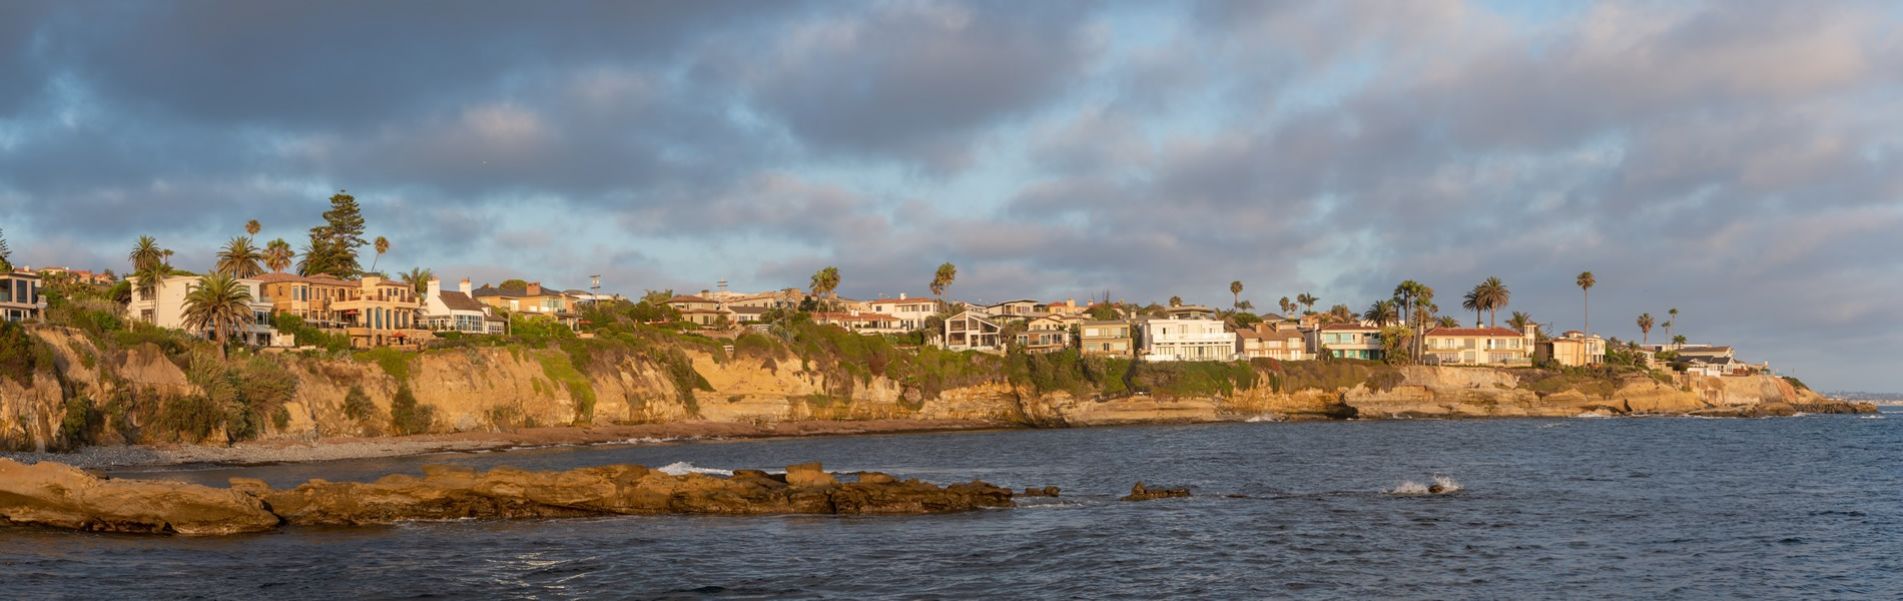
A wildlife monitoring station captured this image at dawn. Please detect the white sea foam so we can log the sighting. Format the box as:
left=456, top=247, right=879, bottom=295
left=1389, top=475, right=1462, bottom=495
left=657, top=461, right=733, bottom=477
left=1246, top=414, right=1284, bottom=423
left=1575, top=411, right=1614, bottom=419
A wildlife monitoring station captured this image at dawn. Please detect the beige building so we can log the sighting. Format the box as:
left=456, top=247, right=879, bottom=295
left=1080, top=320, right=1133, bottom=357
left=331, top=276, right=430, bottom=349
left=1538, top=330, right=1606, bottom=367
left=1423, top=325, right=1536, bottom=366
left=944, top=310, right=1004, bottom=352
left=129, top=274, right=291, bottom=347
left=811, top=311, right=902, bottom=334
left=254, top=272, right=356, bottom=328
left=1, top=271, right=45, bottom=323
left=1014, top=315, right=1072, bottom=353
left=1235, top=322, right=1311, bottom=360
left=868, top=294, right=943, bottom=331
left=1313, top=323, right=1384, bottom=361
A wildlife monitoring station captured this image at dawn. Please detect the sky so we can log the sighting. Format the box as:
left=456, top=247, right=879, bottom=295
left=1, top=0, right=1899, bottom=391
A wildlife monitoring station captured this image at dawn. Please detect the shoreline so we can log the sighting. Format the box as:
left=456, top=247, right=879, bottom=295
left=4, top=403, right=1883, bottom=471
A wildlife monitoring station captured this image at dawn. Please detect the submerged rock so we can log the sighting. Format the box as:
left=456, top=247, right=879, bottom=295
left=1021, top=486, right=1061, bottom=497
left=1121, top=482, right=1191, bottom=501
left=0, top=459, right=279, bottom=535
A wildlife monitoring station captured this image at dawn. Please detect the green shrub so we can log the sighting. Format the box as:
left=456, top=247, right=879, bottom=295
left=355, top=347, right=415, bottom=381
left=273, top=313, right=350, bottom=352
left=509, top=314, right=576, bottom=347
left=0, top=320, right=50, bottom=386
left=1782, top=376, right=1810, bottom=392
left=537, top=350, right=598, bottom=424
left=389, top=386, right=434, bottom=435
left=57, top=396, right=101, bottom=448
left=342, top=385, right=375, bottom=421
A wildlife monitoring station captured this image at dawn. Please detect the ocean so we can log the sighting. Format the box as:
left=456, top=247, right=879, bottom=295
left=4, top=411, right=1899, bottom=600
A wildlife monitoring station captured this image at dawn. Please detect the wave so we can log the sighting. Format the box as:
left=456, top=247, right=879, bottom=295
left=1389, top=475, right=1462, bottom=495
left=657, top=461, right=734, bottom=477
left=1245, top=414, right=1284, bottom=423
left=1575, top=411, right=1615, bottom=419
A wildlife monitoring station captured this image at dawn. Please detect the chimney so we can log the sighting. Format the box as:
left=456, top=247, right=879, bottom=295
left=899, top=292, right=907, bottom=300
left=527, top=282, right=542, bottom=296
left=460, top=278, right=472, bottom=296
left=427, top=278, right=442, bottom=298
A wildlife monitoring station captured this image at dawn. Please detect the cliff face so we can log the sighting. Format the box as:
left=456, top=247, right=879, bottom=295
left=0, top=326, right=1857, bottom=451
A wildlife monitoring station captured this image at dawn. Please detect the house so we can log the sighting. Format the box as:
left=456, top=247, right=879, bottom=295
left=1422, top=325, right=1536, bottom=366
left=1013, top=314, right=1072, bottom=353
left=810, top=311, right=902, bottom=334
left=667, top=294, right=722, bottom=314
left=1140, top=318, right=1237, bottom=362
left=1079, top=320, right=1134, bottom=357
left=472, top=281, right=581, bottom=330
left=1538, top=330, right=1606, bottom=367
left=33, top=267, right=115, bottom=286
left=985, top=299, right=1044, bottom=320
left=1161, top=305, right=1218, bottom=320
left=332, top=276, right=431, bottom=349
left=0, top=271, right=46, bottom=322
left=944, top=310, right=1004, bottom=352
left=424, top=278, right=507, bottom=335
left=254, top=272, right=356, bottom=328
left=728, top=305, right=770, bottom=324
left=1045, top=299, right=1086, bottom=316
left=129, top=274, right=293, bottom=347
left=1235, top=322, right=1311, bottom=361
left=1313, top=323, right=1384, bottom=361
left=868, top=294, right=943, bottom=331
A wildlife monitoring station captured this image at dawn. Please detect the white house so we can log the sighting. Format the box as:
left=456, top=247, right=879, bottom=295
left=868, top=294, right=942, bottom=331
left=130, top=274, right=293, bottom=347
left=1140, top=318, right=1236, bottom=362
left=424, top=278, right=507, bottom=335
left=943, top=310, right=1004, bottom=352
left=0, top=271, right=46, bottom=323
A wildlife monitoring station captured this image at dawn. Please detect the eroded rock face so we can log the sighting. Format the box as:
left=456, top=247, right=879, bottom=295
left=0, top=459, right=279, bottom=535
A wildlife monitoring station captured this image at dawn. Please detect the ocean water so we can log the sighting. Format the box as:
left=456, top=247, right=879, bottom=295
left=5, top=412, right=1901, bottom=600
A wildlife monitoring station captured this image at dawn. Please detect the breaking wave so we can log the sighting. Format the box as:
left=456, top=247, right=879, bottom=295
left=658, top=461, right=734, bottom=477
left=1389, top=475, right=1463, bottom=495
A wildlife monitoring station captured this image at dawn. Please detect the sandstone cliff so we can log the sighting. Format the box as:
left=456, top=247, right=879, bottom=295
left=0, top=326, right=1867, bottom=452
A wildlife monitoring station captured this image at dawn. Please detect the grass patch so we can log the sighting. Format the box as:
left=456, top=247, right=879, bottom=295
left=1257, top=359, right=1403, bottom=394
left=355, top=347, right=416, bottom=381
left=537, top=350, right=599, bottom=424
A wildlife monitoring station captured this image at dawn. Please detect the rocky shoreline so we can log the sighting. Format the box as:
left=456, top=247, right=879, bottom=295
left=0, top=459, right=1020, bottom=535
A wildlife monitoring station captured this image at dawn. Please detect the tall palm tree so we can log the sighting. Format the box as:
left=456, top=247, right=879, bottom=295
left=401, top=267, right=435, bottom=297
left=1327, top=304, right=1355, bottom=323
left=1508, top=311, right=1533, bottom=333
left=1363, top=300, right=1399, bottom=327
left=215, top=236, right=264, bottom=278
left=1296, top=293, right=1318, bottom=314
left=1576, top=271, right=1596, bottom=332
left=1229, top=281, right=1244, bottom=309
left=129, top=235, right=163, bottom=271
left=1666, top=307, right=1678, bottom=339
left=1475, top=276, right=1509, bottom=328
left=1461, top=287, right=1482, bottom=327
left=1278, top=297, right=1294, bottom=317
left=369, top=236, right=391, bottom=273
left=263, top=238, right=295, bottom=273
left=181, top=274, right=255, bottom=358
left=245, top=219, right=261, bottom=236
left=930, top=262, right=957, bottom=299
left=809, top=266, right=840, bottom=305
left=1637, top=313, right=1654, bottom=344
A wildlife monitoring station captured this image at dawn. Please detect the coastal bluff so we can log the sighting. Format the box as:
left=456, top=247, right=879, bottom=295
left=0, top=326, right=1873, bottom=452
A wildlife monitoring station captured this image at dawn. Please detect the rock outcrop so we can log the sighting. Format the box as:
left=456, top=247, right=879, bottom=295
left=1122, top=482, right=1192, bottom=501
left=0, top=459, right=279, bottom=535
left=0, top=460, right=1014, bottom=534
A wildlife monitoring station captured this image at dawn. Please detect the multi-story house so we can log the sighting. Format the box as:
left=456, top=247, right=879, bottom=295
left=129, top=274, right=291, bottom=347
left=423, top=278, right=506, bottom=335
left=1013, top=314, right=1072, bottom=353
left=1079, top=320, right=1134, bottom=357
left=1313, top=323, right=1384, bottom=361
left=1140, top=318, right=1237, bottom=362
left=1161, top=305, right=1218, bottom=320
left=810, top=311, right=902, bottom=334
left=985, top=299, right=1044, bottom=321
left=1537, top=330, right=1605, bottom=367
left=254, top=272, right=356, bottom=328
left=473, top=282, right=581, bottom=330
left=944, top=310, right=1004, bottom=352
left=1422, top=325, right=1536, bottom=366
left=0, top=271, right=46, bottom=322
left=1235, top=322, right=1311, bottom=361
left=868, top=294, right=942, bottom=331
left=332, top=276, right=429, bottom=349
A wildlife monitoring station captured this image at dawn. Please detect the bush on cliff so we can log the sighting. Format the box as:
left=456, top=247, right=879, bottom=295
left=57, top=396, right=102, bottom=449
left=1257, top=359, right=1402, bottom=394
left=0, top=320, right=55, bottom=387
left=1131, top=360, right=1258, bottom=397
left=158, top=351, right=300, bottom=443
left=274, top=314, right=350, bottom=353
left=389, top=386, right=434, bottom=435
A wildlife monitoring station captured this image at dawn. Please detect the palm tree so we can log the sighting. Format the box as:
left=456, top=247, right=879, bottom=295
left=1327, top=304, right=1355, bottom=323
left=369, top=236, right=391, bottom=273
left=1475, top=276, right=1509, bottom=327
left=181, top=274, right=255, bottom=357
left=1672, top=334, right=1687, bottom=347
left=1435, top=316, right=1461, bottom=328
left=1393, top=280, right=1430, bottom=359
left=216, top=236, right=264, bottom=278
left=263, top=238, right=295, bottom=273
left=129, top=235, right=163, bottom=271
left=1278, top=297, right=1294, bottom=317
left=1168, top=295, right=1183, bottom=308
left=1461, top=287, right=1482, bottom=327
left=1296, top=293, right=1318, bottom=314
left=1637, top=313, right=1654, bottom=344
left=809, top=266, right=840, bottom=306
left=245, top=219, right=261, bottom=236
left=930, top=262, right=957, bottom=299
left=1363, top=300, right=1399, bottom=326
left=1666, top=307, right=1678, bottom=339
left=1508, top=311, right=1533, bottom=333
left=1576, top=271, right=1596, bottom=332
left=401, top=267, right=435, bottom=297
left=1229, top=281, right=1244, bottom=309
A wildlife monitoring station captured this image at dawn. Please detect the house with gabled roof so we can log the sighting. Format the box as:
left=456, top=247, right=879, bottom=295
left=424, top=278, right=506, bottom=335
left=1423, top=325, right=1536, bottom=366
left=943, top=310, right=1004, bottom=352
